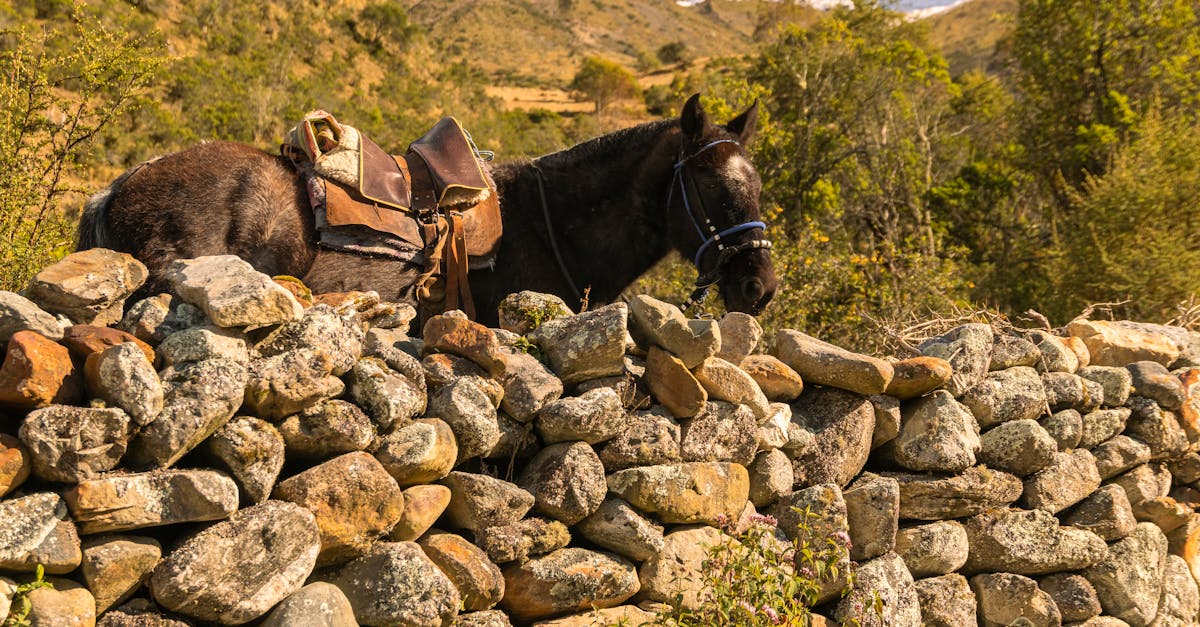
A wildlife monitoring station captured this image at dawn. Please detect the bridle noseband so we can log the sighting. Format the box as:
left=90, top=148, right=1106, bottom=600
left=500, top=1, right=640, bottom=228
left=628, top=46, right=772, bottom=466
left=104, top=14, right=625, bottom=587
left=669, top=139, right=773, bottom=313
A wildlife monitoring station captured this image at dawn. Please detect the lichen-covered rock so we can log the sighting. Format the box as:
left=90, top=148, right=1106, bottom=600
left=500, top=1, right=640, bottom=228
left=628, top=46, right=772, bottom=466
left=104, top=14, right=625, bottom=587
left=693, top=356, right=771, bottom=419
left=1041, top=408, right=1083, bottom=450
left=1125, top=396, right=1189, bottom=460
left=65, top=469, right=239, bottom=534
left=260, top=583, right=357, bottom=627
left=886, top=466, right=1023, bottom=520
left=157, top=326, right=248, bottom=367
left=1080, top=407, right=1132, bottom=448
left=391, top=484, right=451, bottom=542
left=715, top=312, right=761, bottom=365
left=894, top=520, right=969, bottom=578
left=1043, top=370, right=1101, bottom=412
left=1039, top=573, right=1102, bottom=623
left=278, top=400, right=374, bottom=460
left=574, top=497, right=664, bottom=562
left=149, top=501, right=320, bottom=625
left=530, top=303, right=628, bottom=385
left=607, top=461, right=748, bottom=525
left=680, top=401, right=759, bottom=465
left=844, top=473, right=899, bottom=561
left=81, top=534, right=162, bottom=614
left=1021, top=449, right=1101, bottom=514
left=637, top=526, right=727, bottom=610
left=1080, top=365, right=1134, bottom=407
left=207, top=416, right=284, bottom=505
left=254, top=305, right=363, bottom=376
left=0, top=290, right=64, bottom=343
left=475, top=518, right=571, bottom=564
left=519, top=441, right=607, bottom=525
left=86, top=342, right=164, bottom=426
left=497, top=348, right=562, bottom=422
left=914, top=574, right=976, bottom=627
left=497, top=291, right=571, bottom=335
left=419, top=530, right=504, bottom=611
left=962, top=507, right=1108, bottom=575
left=0, top=492, right=81, bottom=574
left=917, top=324, right=994, bottom=396
left=970, top=572, right=1062, bottom=627
left=789, top=387, right=875, bottom=488
left=0, top=330, right=81, bottom=410
left=1063, top=484, right=1139, bottom=542
left=597, top=407, right=681, bottom=472
left=165, top=255, right=302, bottom=328
left=747, top=448, right=793, bottom=508
left=769, top=483, right=851, bottom=603
left=118, top=293, right=206, bottom=345
left=25, top=248, right=148, bottom=325
left=19, top=404, right=131, bottom=482
left=627, top=295, right=719, bottom=369
left=833, top=552, right=921, bottom=627
left=344, top=356, right=426, bottom=431
left=243, top=348, right=343, bottom=421
left=535, top=387, right=624, bottom=445
left=891, top=390, right=980, bottom=473
left=772, top=329, right=894, bottom=395
left=500, top=548, right=639, bottom=623
left=886, top=356, right=953, bottom=400
left=440, top=472, right=535, bottom=533
left=1152, top=554, right=1200, bottom=627
left=1094, top=435, right=1154, bottom=480
left=272, top=452, right=405, bottom=567
left=327, top=541, right=460, bottom=627
left=1082, top=522, right=1168, bottom=627
left=961, top=366, right=1047, bottom=429
left=375, top=418, right=457, bottom=486
left=427, top=378, right=500, bottom=463
left=978, top=419, right=1058, bottom=477
left=990, top=334, right=1042, bottom=370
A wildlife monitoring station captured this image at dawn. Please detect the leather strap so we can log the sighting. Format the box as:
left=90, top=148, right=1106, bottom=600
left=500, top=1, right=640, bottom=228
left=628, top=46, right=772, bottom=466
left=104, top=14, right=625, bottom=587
left=445, top=213, right=475, bottom=319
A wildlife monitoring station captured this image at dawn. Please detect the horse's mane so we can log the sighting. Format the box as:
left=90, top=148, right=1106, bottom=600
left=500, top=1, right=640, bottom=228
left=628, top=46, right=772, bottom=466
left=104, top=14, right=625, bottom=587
left=530, top=119, right=678, bottom=171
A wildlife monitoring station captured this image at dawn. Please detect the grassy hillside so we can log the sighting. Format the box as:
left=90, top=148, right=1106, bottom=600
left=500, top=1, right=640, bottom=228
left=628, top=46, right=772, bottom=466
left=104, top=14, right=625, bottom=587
left=925, top=0, right=1017, bottom=75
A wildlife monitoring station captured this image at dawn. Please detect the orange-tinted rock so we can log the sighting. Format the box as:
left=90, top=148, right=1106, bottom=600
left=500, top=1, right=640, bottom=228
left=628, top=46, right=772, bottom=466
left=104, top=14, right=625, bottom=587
left=886, top=356, right=953, bottom=399
left=0, top=331, right=81, bottom=409
left=61, top=325, right=155, bottom=364
left=311, top=290, right=380, bottom=311
left=418, top=530, right=504, bottom=611
left=0, top=433, right=31, bottom=497
left=500, top=548, right=639, bottom=622
left=644, top=346, right=706, bottom=419
left=740, top=354, right=804, bottom=402
left=391, top=485, right=452, bottom=542
left=1067, top=319, right=1180, bottom=367
left=272, top=276, right=313, bottom=308
left=1177, top=368, right=1200, bottom=444
left=422, top=314, right=505, bottom=376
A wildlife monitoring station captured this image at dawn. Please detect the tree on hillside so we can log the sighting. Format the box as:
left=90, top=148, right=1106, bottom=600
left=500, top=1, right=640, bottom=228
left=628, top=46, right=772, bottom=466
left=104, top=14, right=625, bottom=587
left=569, top=57, right=641, bottom=114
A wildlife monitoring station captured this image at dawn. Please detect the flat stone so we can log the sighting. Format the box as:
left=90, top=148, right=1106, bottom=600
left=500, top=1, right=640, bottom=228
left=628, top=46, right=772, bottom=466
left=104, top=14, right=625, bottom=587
left=273, top=451, right=405, bottom=567
left=1080, top=365, right=1134, bottom=407
left=326, top=541, right=459, bottom=627
left=535, top=387, right=625, bottom=445
left=0, top=492, right=81, bottom=574
left=574, top=497, right=664, bottom=562
left=886, top=356, right=953, bottom=399
left=895, top=520, right=969, bottom=578
left=65, top=469, right=239, bottom=534
left=278, top=399, right=374, bottom=460
left=892, top=390, right=980, bottom=473
left=86, top=343, right=163, bottom=427
left=1080, top=407, right=1132, bottom=448
left=917, top=324, right=994, bottom=396
left=125, top=358, right=247, bottom=469
left=1155, top=553, right=1200, bottom=626
left=692, top=356, right=771, bottom=419
left=260, top=582, right=357, bottom=627
left=530, top=303, right=628, bottom=385
left=1068, top=319, right=1180, bottom=368
left=344, top=356, right=425, bottom=431
left=991, top=334, right=1041, bottom=370
left=1063, top=484, right=1139, bottom=541
left=1021, top=449, right=1102, bottom=513
left=243, top=348, right=343, bottom=421
left=62, top=325, right=155, bottom=363
left=627, top=295, right=719, bottom=369
left=497, top=291, right=571, bottom=335
left=24, top=578, right=97, bottom=627
left=637, top=526, right=726, bottom=610
left=207, top=416, right=284, bottom=505
left=0, top=433, right=31, bottom=497
left=914, top=574, right=976, bottom=627
left=149, top=501, right=320, bottom=624
left=0, top=290, right=64, bottom=343
left=19, top=405, right=131, bottom=482
left=81, top=534, right=162, bottom=614
left=789, top=387, right=875, bottom=488
left=740, top=354, right=803, bottom=402
left=962, top=507, right=1108, bottom=575
left=254, top=304, right=363, bottom=376
left=644, top=345, right=707, bottom=419
left=497, top=348, right=562, bottom=422
left=715, top=312, right=761, bottom=365
left=1094, top=435, right=1154, bottom=480
left=157, top=325, right=248, bottom=366
left=978, top=418, right=1058, bottom=476
left=747, top=448, right=793, bottom=508
left=970, top=572, right=1062, bottom=627
left=475, top=518, right=571, bottom=564
left=502, top=548, right=639, bottom=622
left=376, top=418, right=457, bottom=486
left=844, top=473, right=899, bottom=561
left=1030, top=329, right=1081, bottom=373
left=418, top=530, right=504, bottom=611
left=165, top=255, right=303, bottom=328
left=961, top=366, right=1047, bottom=429
left=0, top=330, right=81, bottom=410
left=440, top=471, right=535, bottom=533
left=25, top=248, right=147, bottom=325
left=422, top=313, right=506, bottom=375
left=1041, top=409, right=1083, bottom=450
left=1082, top=522, right=1168, bottom=627
left=519, top=441, right=607, bottom=525
left=679, top=400, right=759, bottom=465
left=597, top=407, right=681, bottom=472
left=833, top=552, right=921, bottom=627
left=772, top=329, right=893, bottom=395
left=607, top=461, right=748, bottom=525
left=390, top=484, right=451, bottom=542
left=1125, top=396, right=1189, bottom=460
left=886, top=466, right=1023, bottom=520
left=1040, top=573, right=1101, bottom=623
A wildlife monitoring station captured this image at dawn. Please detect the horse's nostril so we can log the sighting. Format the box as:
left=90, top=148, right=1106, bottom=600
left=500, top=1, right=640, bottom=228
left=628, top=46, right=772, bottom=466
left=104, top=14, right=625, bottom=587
left=742, top=277, right=765, bottom=303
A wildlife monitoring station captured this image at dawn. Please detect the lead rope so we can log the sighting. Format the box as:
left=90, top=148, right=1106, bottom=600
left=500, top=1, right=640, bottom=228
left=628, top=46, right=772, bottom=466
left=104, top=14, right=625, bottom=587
left=532, top=164, right=583, bottom=302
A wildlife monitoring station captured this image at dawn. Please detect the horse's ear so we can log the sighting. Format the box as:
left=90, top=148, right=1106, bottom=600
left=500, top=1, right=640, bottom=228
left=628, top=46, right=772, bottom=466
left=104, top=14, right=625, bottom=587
left=726, top=100, right=759, bottom=144
left=680, top=93, right=707, bottom=139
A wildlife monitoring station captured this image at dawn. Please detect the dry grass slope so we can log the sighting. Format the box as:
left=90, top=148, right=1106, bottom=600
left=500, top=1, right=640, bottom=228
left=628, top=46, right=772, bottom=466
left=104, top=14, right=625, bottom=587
left=925, top=0, right=1018, bottom=74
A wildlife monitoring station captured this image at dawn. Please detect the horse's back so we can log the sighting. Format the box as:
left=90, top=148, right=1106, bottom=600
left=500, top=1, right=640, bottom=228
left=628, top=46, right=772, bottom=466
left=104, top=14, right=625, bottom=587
left=81, top=141, right=316, bottom=297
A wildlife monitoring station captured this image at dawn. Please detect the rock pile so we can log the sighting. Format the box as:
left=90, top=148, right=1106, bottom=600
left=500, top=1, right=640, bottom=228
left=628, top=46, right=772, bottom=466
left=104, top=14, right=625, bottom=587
left=3, top=250, right=1200, bottom=626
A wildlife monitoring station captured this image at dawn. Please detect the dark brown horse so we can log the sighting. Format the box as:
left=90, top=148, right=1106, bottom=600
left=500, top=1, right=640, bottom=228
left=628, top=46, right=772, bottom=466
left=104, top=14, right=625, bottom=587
left=77, top=95, right=777, bottom=325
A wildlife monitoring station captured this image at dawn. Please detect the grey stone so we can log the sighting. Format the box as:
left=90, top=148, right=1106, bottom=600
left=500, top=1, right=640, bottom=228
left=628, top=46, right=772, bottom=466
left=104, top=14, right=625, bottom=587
left=456, top=610, right=513, bottom=627
left=243, top=348, right=343, bottom=421
left=627, top=295, right=719, bottom=369
left=530, top=303, right=628, bottom=385
left=918, top=323, right=994, bottom=396
left=1110, top=463, right=1171, bottom=509
left=789, top=388, right=875, bottom=488
left=497, top=291, right=571, bottom=335
left=574, top=498, right=664, bottom=562
left=1082, top=522, right=1168, bottom=627
left=1063, top=484, right=1139, bottom=542
left=165, top=255, right=303, bottom=328
left=278, top=400, right=374, bottom=459
left=96, top=598, right=194, bottom=626
left=914, top=574, right=976, bottom=627
left=1040, top=573, right=1101, bottom=623
left=636, top=526, right=727, bottom=610
left=597, top=407, right=681, bottom=472
left=970, top=572, right=1062, bottom=627
left=962, top=507, right=1108, bottom=575
left=65, top=469, right=239, bottom=534
left=892, top=390, right=980, bottom=472
left=475, top=518, right=571, bottom=564
left=1031, top=329, right=1081, bottom=373
left=126, top=358, right=247, bottom=469
left=260, top=582, right=357, bottom=627
left=716, top=312, right=761, bottom=365
left=679, top=400, right=759, bottom=465
left=1080, top=366, right=1134, bottom=407
left=870, top=393, right=901, bottom=450
left=747, top=448, right=793, bottom=508
left=895, top=520, right=968, bottom=578
left=1044, top=371, right=1100, bottom=412
left=149, top=501, right=320, bottom=624
left=24, top=248, right=147, bottom=325
left=0, top=290, right=64, bottom=343
left=773, top=329, right=894, bottom=395
left=1150, top=554, right=1199, bottom=627
left=1080, top=408, right=1132, bottom=448
left=440, top=472, right=535, bottom=533
left=0, top=492, right=81, bottom=574
left=535, top=387, right=624, bottom=445
left=607, top=461, right=749, bottom=525
left=519, top=442, right=607, bottom=525
left=769, top=484, right=851, bottom=603
left=991, top=334, right=1042, bottom=370
left=1022, top=449, right=1102, bottom=513
left=428, top=378, right=500, bottom=463
left=1125, top=397, right=1189, bottom=460
left=834, top=552, right=921, bottom=627
left=1094, top=435, right=1154, bottom=480
left=1041, top=409, right=1083, bottom=450
left=844, top=473, right=899, bottom=561
left=345, top=356, right=425, bottom=431
left=961, top=366, right=1048, bottom=429
left=485, top=411, right=540, bottom=462
left=88, top=342, right=164, bottom=426
left=254, top=305, right=363, bottom=376
left=206, top=416, right=284, bottom=505
left=327, top=541, right=460, bottom=627
left=1127, top=361, right=1185, bottom=410
left=118, top=294, right=206, bottom=345
left=498, top=348, right=563, bottom=422
left=81, top=534, right=162, bottom=614
left=978, top=418, right=1058, bottom=476
left=19, top=405, right=131, bottom=482
left=886, top=466, right=1023, bottom=520
left=157, top=326, right=248, bottom=366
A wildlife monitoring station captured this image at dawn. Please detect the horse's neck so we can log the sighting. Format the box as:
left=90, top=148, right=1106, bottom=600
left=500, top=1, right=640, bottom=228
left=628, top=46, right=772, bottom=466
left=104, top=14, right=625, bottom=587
left=499, top=124, right=680, bottom=303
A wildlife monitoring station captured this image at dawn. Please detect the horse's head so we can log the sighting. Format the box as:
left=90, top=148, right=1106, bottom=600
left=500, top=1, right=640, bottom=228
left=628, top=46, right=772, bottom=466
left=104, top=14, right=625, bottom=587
left=668, top=94, right=777, bottom=316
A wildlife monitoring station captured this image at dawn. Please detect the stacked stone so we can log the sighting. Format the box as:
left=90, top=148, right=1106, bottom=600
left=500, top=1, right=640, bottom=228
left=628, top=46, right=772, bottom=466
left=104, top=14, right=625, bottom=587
left=3, top=251, right=1200, bottom=626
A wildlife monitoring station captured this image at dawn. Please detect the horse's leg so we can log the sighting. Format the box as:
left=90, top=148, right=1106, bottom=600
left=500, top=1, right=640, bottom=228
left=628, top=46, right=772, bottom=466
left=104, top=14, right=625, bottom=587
left=302, top=250, right=422, bottom=305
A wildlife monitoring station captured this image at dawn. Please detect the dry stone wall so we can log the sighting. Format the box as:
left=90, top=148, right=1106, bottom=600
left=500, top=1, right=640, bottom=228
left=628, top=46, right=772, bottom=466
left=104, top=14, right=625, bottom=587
left=3, top=249, right=1200, bottom=626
